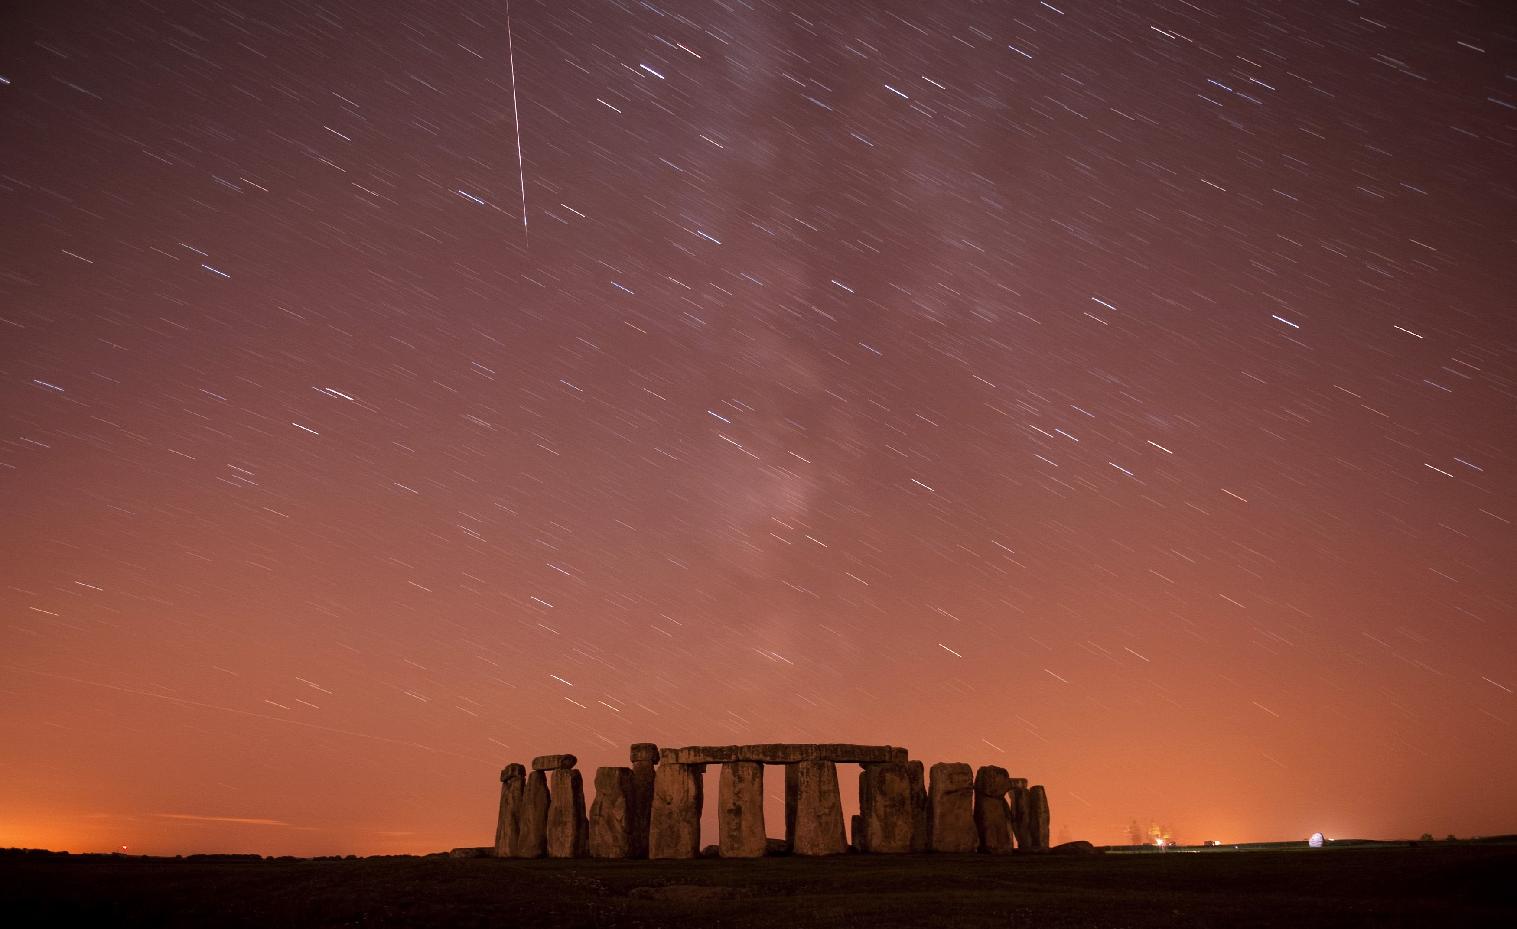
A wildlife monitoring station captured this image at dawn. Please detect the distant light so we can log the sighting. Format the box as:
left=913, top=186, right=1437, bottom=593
left=1309, top=832, right=1325, bottom=848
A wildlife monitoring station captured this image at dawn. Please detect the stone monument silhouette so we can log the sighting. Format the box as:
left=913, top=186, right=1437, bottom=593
left=493, top=742, right=1051, bottom=858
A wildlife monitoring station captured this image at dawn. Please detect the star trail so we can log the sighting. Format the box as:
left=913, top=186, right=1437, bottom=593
left=1, top=0, right=1513, bottom=856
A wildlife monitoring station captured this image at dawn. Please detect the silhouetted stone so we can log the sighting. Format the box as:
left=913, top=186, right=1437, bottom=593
left=975, top=765, right=1011, bottom=797
left=660, top=744, right=908, bottom=765
left=448, top=846, right=492, bottom=858
left=765, top=837, right=791, bottom=856
left=974, top=765, right=1013, bottom=854
left=588, top=767, right=633, bottom=859
left=928, top=762, right=977, bottom=853
left=851, top=814, right=864, bottom=850
left=1010, top=786, right=1032, bottom=850
left=494, top=763, right=525, bottom=858
left=718, top=761, right=766, bottom=857
left=784, top=763, right=799, bottom=847
left=532, top=753, right=577, bottom=771
left=1052, top=840, right=1098, bottom=855
left=665, top=745, right=739, bottom=764
left=629, top=743, right=658, bottom=859
left=700, top=844, right=720, bottom=858
left=792, top=760, right=847, bottom=856
left=859, top=762, right=913, bottom=853
left=546, top=768, right=588, bottom=858
left=1027, top=785, right=1051, bottom=851
left=649, top=762, right=703, bottom=859
left=907, top=760, right=929, bottom=852
left=516, top=769, right=550, bottom=858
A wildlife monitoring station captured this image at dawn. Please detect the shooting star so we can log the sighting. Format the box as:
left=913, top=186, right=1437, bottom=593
left=506, top=0, right=528, bottom=247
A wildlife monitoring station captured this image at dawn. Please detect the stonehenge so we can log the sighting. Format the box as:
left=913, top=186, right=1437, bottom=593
left=907, top=760, right=929, bottom=852
left=927, top=762, right=978, bottom=853
left=1010, top=779, right=1032, bottom=850
left=489, top=742, right=1053, bottom=861
left=717, top=761, right=766, bottom=857
left=546, top=768, right=589, bottom=858
left=790, top=760, right=848, bottom=855
left=660, top=744, right=908, bottom=765
left=973, top=765, right=1014, bottom=854
left=858, top=762, right=913, bottom=853
left=650, top=761, right=704, bottom=859
left=1027, top=784, right=1052, bottom=851
left=588, top=767, right=633, bottom=859
left=493, top=763, right=526, bottom=858
left=629, top=743, right=658, bottom=859
left=532, top=753, right=577, bottom=771
left=516, top=769, right=550, bottom=858
left=784, top=763, right=799, bottom=847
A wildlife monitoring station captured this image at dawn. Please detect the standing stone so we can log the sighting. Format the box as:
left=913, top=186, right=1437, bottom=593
left=858, top=762, right=913, bottom=854
left=629, top=742, right=658, bottom=859
left=973, top=765, right=1014, bottom=854
left=856, top=770, right=870, bottom=851
left=1027, top=785, right=1051, bottom=851
left=547, top=768, right=588, bottom=858
left=516, top=769, right=550, bottom=858
left=649, top=762, right=703, bottom=859
left=717, top=761, right=766, bottom=857
left=494, top=763, right=526, bottom=858
left=907, top=760, right=929, bottom=852
left=928, top=762, right=977, bottom=853
left=1010, top=785, right=1032, bottom=851
left=784, top=763, right=799, bottom=848
left=589, top=767, right=633, bottom=859
left=975, top=764, right=1011, bottom=797
left=791, top=760, right=847, bottom=856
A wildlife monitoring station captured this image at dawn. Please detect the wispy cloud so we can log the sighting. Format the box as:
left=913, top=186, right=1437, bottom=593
left=154, top=813, right=291, bottom=827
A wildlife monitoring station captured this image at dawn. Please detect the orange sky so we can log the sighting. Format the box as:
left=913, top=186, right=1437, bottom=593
left=3, top=0, right=1514, bottom=857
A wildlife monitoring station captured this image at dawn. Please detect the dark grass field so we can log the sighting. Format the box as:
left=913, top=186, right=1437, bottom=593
left=4, top=844, right=1514, bottom=928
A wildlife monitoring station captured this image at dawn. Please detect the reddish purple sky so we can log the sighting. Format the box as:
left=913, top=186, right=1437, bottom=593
left=2, top=0, right=1514, bottom=856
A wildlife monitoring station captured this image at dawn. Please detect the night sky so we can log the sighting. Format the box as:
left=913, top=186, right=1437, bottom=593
left=2, top=0, right=1514, bottom=857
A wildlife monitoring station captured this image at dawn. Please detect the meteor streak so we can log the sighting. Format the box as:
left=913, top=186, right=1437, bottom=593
left=506, top=0, right=528, bottom=247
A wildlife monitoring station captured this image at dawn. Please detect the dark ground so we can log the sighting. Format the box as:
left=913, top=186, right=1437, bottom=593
left=3, top=844, right=1514, bottom=928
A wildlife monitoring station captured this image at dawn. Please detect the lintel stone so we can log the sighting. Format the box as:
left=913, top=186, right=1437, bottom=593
left=659, top=743, right=907, bottom=765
